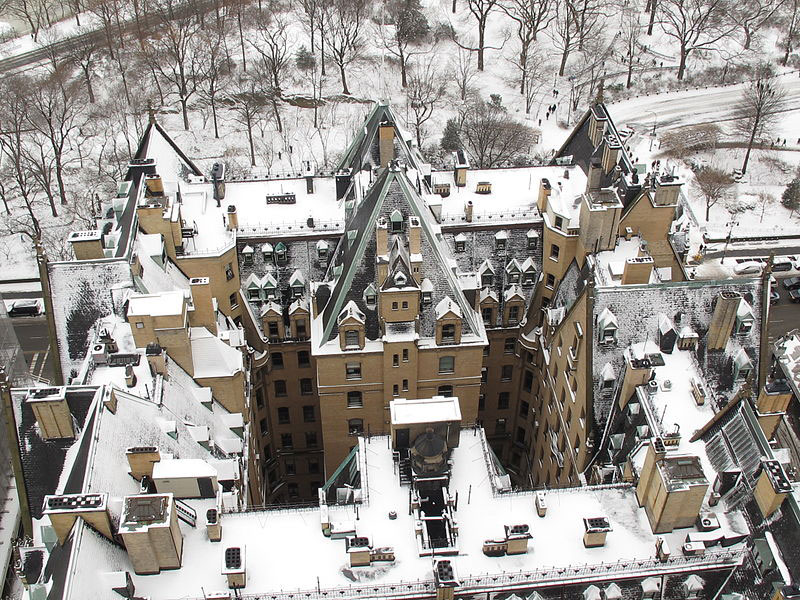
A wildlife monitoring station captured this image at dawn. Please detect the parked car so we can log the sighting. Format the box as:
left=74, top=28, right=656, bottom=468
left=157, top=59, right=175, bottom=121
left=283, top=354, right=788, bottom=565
left=773, top=257, right=793, bottom=272
left=8, top=299, right=40, bottom=317
left=789, top=289, right=800, bottom=303
left=783, top=277, right=800, bottom=291
left=771, top=289, right=780, bottom=305
left=733, top=261, right=761, bottom=275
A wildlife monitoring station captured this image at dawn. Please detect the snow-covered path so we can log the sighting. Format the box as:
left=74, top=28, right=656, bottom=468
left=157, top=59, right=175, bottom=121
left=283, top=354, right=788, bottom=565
left=606, top=72, right=800, bottom=133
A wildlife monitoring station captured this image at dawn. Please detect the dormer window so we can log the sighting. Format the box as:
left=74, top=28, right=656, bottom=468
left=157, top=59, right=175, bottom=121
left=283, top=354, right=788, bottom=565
left=275, top=242, right=287, bottom=264
left=735, top=299, right=754, bottom=335
left=422, top=291, right=432, bottom=304
left=442, top=324, right=456, bottom=343
left=508, top=305, right=520, bottom=324
left=481, top=272, right=493, bottom=286
left=262, top=243, right=274, bottom=262
left=316, top=240, right=329, bottom=261
left=495, top=230, right=508, bottom=251
left=248, top=288, right=260, bottom=301
left=345, top=330, right=359, bottom=348
left=242, top=245, right=254, bottom=265
left=390, top=209, right=403, bottom=233
left=597, top=308, right=618, bottom=346
left=733, top=349, right=752, bottom=381
left=554, top=216, right=563, bottom=230
left=394, top=272, right=407, bottom=287
left=527, top=229, right=538, bottom=250
left=364, top=283, right=377, bottom=307
left=522, top=272, right=534, bottom=286
left=454, top=232, right=467, bottom=252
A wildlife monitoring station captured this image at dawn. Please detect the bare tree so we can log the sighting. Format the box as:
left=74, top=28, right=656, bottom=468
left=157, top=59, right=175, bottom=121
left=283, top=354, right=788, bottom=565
left=405, top=60, right=446, bottom=148
left=450, top=46, right=478, bottom=101
left=659, top=0, right=738, bottom=80
left=7, top=0, right=44, bottom=42
left=693, top=165, right=733, bottom=221
left=756, top=191, right=773, bottom=222
left=198, top=22, right=232, bottom=139
left=28, top=72, right=89, bottom=207
left=296, top=45, right=326, bottom=128
left=323, top=0, right=368, bottom=95
left=732, top=0, right=783, bottom=50
left=251, top=6, right=295, bottom=91
left=465, top=0, right=499, bottom=70
left=225, top=73, right=269, bottom=167
left=500, top=0, right=554, bottom=93
left=149, top=0, right=206, bottom=130
left=520, top=45, right=548, bottom=113
left=297, top=0, right=322, bottom=54
left=0, top=75, right=48, bottom=223
left=382, top=0, right=431, bottom=87
left=733, top=65, right=786, bottom=175
left=549, top=0, right=580, bottom=76
left=780, top=0, right=800, bottom=65
left=618, top=2, right=644, bottom=89
left=68, top=28, right=99, bottom=103
left=461, top=97, right=535, bottom=167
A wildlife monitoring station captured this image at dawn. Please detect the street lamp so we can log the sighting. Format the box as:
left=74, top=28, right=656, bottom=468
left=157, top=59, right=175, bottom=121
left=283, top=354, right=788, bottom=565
left=722, top=218, right=739, bottom=262
left=645, top=110, right=657, bottom=152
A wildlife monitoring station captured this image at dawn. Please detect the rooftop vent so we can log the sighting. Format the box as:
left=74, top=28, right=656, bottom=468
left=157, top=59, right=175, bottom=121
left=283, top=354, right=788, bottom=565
left=434, top=559, right=458, bottom=589
left=207, top=508, right=221, bottom=542
left=46, top=494, right=104, bottom=511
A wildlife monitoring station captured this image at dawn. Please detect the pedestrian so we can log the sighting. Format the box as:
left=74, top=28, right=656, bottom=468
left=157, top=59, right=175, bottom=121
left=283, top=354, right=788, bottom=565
left=784, top=139, right=788, bottom=146
left=278, top=151, right=282, bottom=160
left=538, top=119, right=542, bottom=126
left=222, top=214, right=226, bottom=226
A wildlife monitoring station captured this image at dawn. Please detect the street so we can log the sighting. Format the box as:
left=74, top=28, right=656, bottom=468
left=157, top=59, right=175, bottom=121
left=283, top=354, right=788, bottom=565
left=769, top=276, right=800, bottom=346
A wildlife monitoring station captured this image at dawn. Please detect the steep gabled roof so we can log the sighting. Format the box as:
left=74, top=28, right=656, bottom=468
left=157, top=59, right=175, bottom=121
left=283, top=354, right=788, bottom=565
left=316, top=167, right=484, bottom=347
left=336, top=103, right=427, bottom=175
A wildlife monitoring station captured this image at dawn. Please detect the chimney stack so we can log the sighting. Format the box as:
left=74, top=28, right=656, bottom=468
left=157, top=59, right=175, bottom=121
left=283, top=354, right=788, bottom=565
left=226, top=205, right=238, bottom=231
left=27, top=388, right=74, bottom=440
left=707, top=291, right=741, bottom=351
left=379, top=121, right=395, bottom=167
left=127, top=447, right=161, bottom=480
left=43, top=493, right=114, bottom=545
left=119, top=494, right=183, bottom=575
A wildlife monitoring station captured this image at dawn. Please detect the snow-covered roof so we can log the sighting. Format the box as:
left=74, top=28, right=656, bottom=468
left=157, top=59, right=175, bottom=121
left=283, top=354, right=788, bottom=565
left=128, top=290, right=185, bottom=317
left=389, top=396, right=462, bottom=425
left=435, top=296, right=462, bottom=319
left=152, top=458, right=217, bottom=480
left=189, top=327, right=243, bottom=378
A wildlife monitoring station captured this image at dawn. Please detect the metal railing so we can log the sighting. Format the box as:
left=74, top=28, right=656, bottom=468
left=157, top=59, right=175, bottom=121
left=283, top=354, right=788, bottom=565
left=439, top=205, right=541, bottom=228
left=165, top=548, right=742, bottom=600
left=236, top=219, right=345, bottom=238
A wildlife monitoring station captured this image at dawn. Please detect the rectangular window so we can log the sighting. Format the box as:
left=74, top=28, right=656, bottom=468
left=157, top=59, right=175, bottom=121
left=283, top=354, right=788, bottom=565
left=271, top=352, right=284, bottom=368
left=546, top=273, right=556, bottom=288
left=402, top=379, right=409, bottom=392
left=554, top=216, right=563, bottom=229
left=478, top=394, right=486, bottom=411
left=504, top=337, right=515, bottom=354
left=277, top=407, right=290, bottom=424
left=303, top=405, right=315, bottom=422
left=346, top=362, right=361, bottom=379
left=501, top=365, right=513, bottom=381
left=288, top=483, right=299, bottom=498
left=268, top=321, right=279, bottom=338
left=298, top=351, right=310, bottom=367
left=520, top=400, right=529, bottom=418
left=402, top=301, right=408, bottom=309
left=347, top=391, right=363, bottom=408
left=296, top=319, right=307, bottom=338
left=508, top=305, right=520, bottom=323
left=495, top=419, right=506, bottom=434
left=516, top=427, right=526, bottom=444
left=274, top=380, right=287, bottom=397
left=285, top=459, right=296, bottom=475
left=402, top=349, right=409, bottom=362
left=481, top=367, right=488, bottom=383
left=550, top=244, right=560, bottom=261
left=256, top=389, right=265, bottom=410
left=498, top=392, right=509, bottom=410
left=229, top=292, right=238, bottom=309
left=438, top=356, right=455, bottom=374
left=281, top=433, right=293, bottom=448
left=393, top=354, right=399, bottom=367
left=523, top=370, right=533, bottom=392
left=392, top=302, right=398, bottom=310
left=393, top=384, right=399, bottom=396
left=305, top=431, right=318, bottom=447
left=135, top=321, right=144, bottom=329
left=345, top=329, right=359, bottom=348
left=300, top=378, right=313, bottom=395
left=482, top=307, right=493, bottom=325
left=259, top=418, right=268, bottom=436
left=308, top=458, right=320, bottom=473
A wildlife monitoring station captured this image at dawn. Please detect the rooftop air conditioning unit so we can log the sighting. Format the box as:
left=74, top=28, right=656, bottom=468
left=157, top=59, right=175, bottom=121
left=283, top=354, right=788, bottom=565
left=92, top=344, right=108, bottom=365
